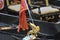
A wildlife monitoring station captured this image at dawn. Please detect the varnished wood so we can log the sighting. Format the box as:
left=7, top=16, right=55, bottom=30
left=6, top=0, right=10, bottom=6
left=45, top=0, right=49, bottom=6
left=28, top=0, right=32, bottom=6
left=11, top=0, right=20, bottom=5
left=0, top=26, right=18, bottom=30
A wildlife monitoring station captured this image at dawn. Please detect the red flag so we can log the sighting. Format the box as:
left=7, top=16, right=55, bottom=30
left=0, top=0, right=4, bottom=10
left=17, top=0, right=28, bottom=32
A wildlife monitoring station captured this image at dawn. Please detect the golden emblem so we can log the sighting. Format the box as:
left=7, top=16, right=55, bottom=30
left=27, top=22, right=40, bottom=37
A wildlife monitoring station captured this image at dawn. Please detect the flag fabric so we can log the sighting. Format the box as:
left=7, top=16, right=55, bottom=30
left=17, top=0, right=28, bottom=32
left=0, top=0, right=4, bottom=10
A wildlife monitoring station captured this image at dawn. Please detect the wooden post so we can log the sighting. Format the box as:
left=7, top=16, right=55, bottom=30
left=6, top=0, right=10, bottom=6
left=45, top=0, right=49, bottom=6
left=28, top=0, right=31, bottom=6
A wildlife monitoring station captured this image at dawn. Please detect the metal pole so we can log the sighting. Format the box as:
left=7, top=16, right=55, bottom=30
left=25, top=0, right=34, bottom=24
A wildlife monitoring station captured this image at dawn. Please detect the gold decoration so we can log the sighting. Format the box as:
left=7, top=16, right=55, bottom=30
left=59, top=15, right=60, bottom=18
left=28, top=0, right=32, bottom=6
left=45, top=0, right=49, bottom=6
left=46, top=16, right=49, bottom=20
left=11, top=0, right=20, bottom=5
left=27, top=23, right=40, bottom=37
left=40, top=17, right=42, bottom=21
left=51, top=16, right=55, bottom=19
left=0, top=26, right=18, bottom=30
left=6, top=0, right=10, bottom=6
left=45, top=16, right=54, bottom=20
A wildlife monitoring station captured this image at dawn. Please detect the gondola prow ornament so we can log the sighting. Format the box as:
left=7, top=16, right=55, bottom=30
left=23, top=23, right=40, bottom=40
left=0, top=0, right=4, bottom=10
left=27, top=23, right=40, bottom=36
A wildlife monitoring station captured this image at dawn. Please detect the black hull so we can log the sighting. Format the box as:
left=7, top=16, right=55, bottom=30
left=0, top=12, right=60, bottom=40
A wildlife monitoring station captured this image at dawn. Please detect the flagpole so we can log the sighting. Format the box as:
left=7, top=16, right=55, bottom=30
left=25, top=0, right=34, bottom=24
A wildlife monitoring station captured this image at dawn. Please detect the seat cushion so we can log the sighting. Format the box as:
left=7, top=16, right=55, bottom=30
left=8, top=5, right=59, bottom=15
left=8, top=4, right=20, bottom=12
left=32, top=6, right=59, bottom=14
